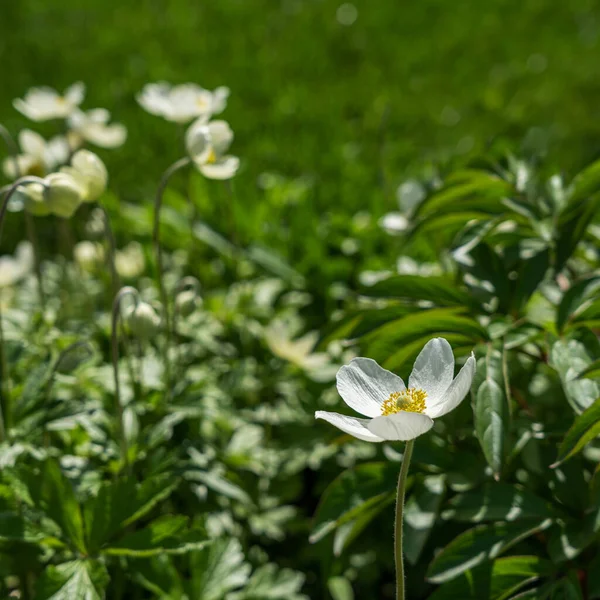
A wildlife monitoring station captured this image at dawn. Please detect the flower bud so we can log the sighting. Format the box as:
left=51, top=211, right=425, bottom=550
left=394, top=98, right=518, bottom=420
left=45, top=173, right=83, bottom=218
left=19, top=183, right=52, bottom=216
left=127, top=302, right=161, bottom=339
left=175, top=289, right=200, bottom=317
left=61, top=149, right=108, bottom=202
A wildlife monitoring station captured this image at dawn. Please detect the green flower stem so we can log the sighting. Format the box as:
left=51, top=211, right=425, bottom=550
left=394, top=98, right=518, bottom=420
left=98, top=205, right=121, bottom=296
left=152, top=156, right=191, bottom=395
left=24, top=211, right=46, bottom=310
left=111, top=286, right=139, bottom=474
left=395, top=439, right=415, bottom=600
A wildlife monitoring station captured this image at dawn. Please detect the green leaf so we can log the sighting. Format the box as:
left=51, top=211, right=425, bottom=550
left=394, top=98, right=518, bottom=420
left=35, top=560, right=108, bottom=600
left=442, top=483, right=554, bottom=523
left=427, top=519, right=552, bottom=584
left=577, top=359, right=600, bottom=380
left=415, top=175, right=511, bottom=219
left=428, top=556, right=552, bottom=600
left=473, top=348, right=510, bottom=479
left=568, top=158, right=600, bottom=203
left=246, top=244, right=305, bottom=287
left=310, top=462, right=398, bottom=544
left=554, top=195, right=600, bottom=272
left=83, top=474, right=179, bottom=553
left=553, top=397, right=600, bottom=466
left=183, top=470, right=252, bottom=504
left=360, top=308, right=486, bottom=369
left=190, top=538, right=251, bottom=600
left=512, top=249, right=550, bottom=311
left=0, top=511, right=57, bottom=544
left=332, top=493, right=395, bottom=556
left=103, top=515, right=208, bottom=557
left=327, top=576, right=354, bottom=600
left=228, top=564, right=306, bottom=600
left=360, top=275, right=476, bottom=308
left=23, top=460, right=87, bottom=553
left=556, top=276, right=600, bottom=333
left=404, top=475, right=445, bottom=565
left=550, top=339, right=600, bottom=413
left=548, top=506, right=600, bottom=562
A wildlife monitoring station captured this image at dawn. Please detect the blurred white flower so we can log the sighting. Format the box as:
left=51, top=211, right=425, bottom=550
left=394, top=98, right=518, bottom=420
left=397, top=179, right=426, bottom=212
left=379, top=212, right=409, bottom=235
left=265, top=322, right=330, bottom=373
left=316, top=338, right=475, bottom=442
left=115, top=242, right=145, bottom=279
left=358, top=269, right=393, bottom=286
left=44, top=172, right=84, bottom=218
left=0, top=242, right=34, bottom=288
left=2, top=130, right=69, bottom=179
left=74, top=241, right=105, bottom=272
left=15, top=172, right=83, bottom=218
left=61, top=150, right=108, bottom=202
left=13, top=82, right=85, bottom=121
left=137, top=82, right=229, bottom=123
left=186, top=119, right=239, bottom=180
left=68, top=108, right=127, bottom=149
left=396, top=257, right=441, bottom=277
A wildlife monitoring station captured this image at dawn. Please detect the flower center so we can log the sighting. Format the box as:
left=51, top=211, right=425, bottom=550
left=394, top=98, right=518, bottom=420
left=206, top=148, right=217, bottom=164
left=381, top=388, right=427, bottom=416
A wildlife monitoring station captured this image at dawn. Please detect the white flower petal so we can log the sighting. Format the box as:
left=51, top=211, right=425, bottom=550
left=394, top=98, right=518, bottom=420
left=198, top=155, right=239, bottom=180
left=336, top=357, right=405, bottom=418
left=207, top=120, right=234, bottom=155
left=367, top=412, right=434, bottom=441
left=65, top=82, right=85, bottom=106
left=409, top=337, right=455, bottom=405
left=212, top=86, right=230, bottom=114
left=426, top=354, right=476, bottom=419
left=315, top=411, right=384, bottom=443
left=84, top=123, right=127, bottom=148
left=19, top=130, right=46, bottom=157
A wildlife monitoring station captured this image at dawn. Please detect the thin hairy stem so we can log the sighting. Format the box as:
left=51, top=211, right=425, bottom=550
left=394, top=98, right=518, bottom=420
left=99, top=205, right=120, bottom=297
left=111, top=286, right=139, bottom=474
left=395, top=439, right=415, bottom=600
left=152, top=156, right=191, bottom=394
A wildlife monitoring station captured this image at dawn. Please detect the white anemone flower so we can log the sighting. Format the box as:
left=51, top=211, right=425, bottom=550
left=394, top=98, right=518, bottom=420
left=265, top=323, right=329, bottom=372
left=185, top=119, right=239, bottom=180
left=67, top=108, right=127, bottom=149
left=316, top=338, right=476, bottom=442
left=2, top=130, right=69, bottom=179
left=13, top=82, right=85, bottom=121
left=137, top=82, right=229, bottom=123
left=61, top=150, right=108, bottom=202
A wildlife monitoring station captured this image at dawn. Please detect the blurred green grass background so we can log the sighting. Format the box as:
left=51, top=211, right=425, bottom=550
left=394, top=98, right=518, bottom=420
left=1, top=0, right=600, bottom=214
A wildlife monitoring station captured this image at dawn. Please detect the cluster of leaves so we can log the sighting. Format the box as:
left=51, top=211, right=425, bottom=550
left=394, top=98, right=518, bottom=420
left=1, top=99, right=600, bottom=599
left=315, top=154, right=600, bottom=598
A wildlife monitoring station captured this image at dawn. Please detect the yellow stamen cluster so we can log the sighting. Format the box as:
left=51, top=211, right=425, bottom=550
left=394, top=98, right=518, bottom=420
left=381, top=388, right=427, bottom=416
left=206, top=148, right=217, bottom=164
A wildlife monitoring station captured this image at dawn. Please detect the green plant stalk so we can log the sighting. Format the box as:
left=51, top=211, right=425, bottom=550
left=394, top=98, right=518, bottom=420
left=111, top=286, right=139, bottom=474
left=395, top=439, right=415, bottom=600
left=152, top=156, right=191, bottom=395
left=24, top=210, right=46, bottom=310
